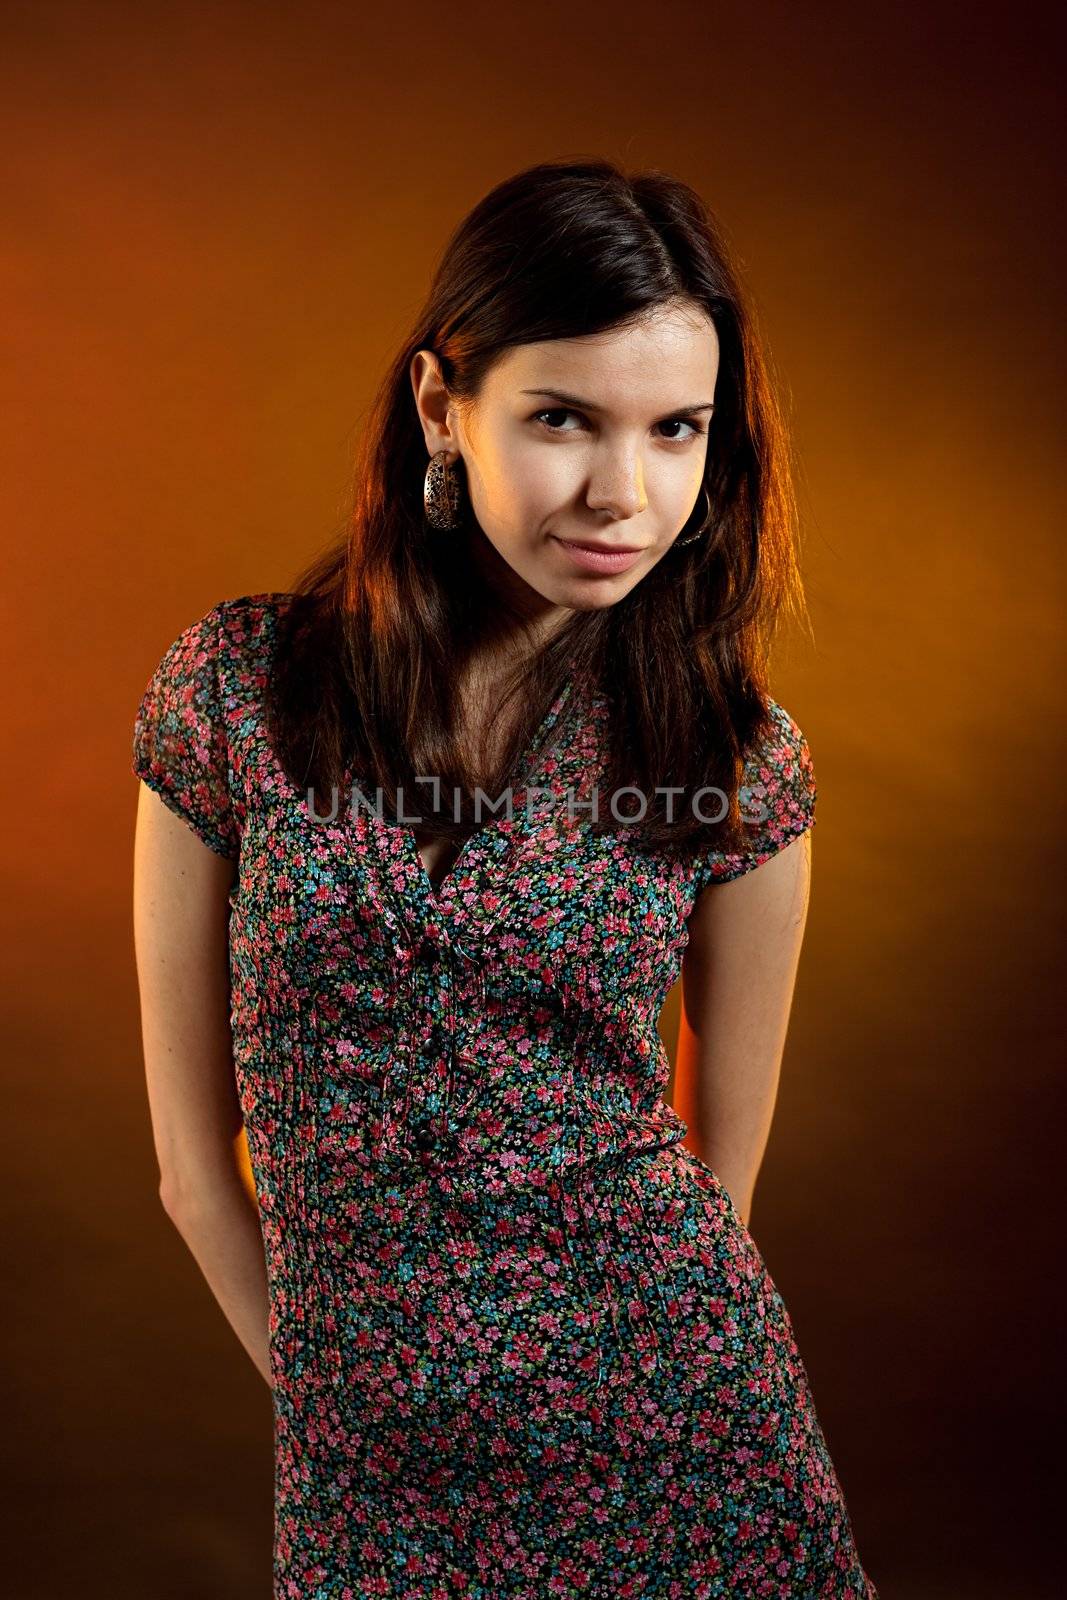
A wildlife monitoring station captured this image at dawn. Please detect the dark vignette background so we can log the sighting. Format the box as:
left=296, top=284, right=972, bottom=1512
left=2, top=2, right=1063, bottom=1596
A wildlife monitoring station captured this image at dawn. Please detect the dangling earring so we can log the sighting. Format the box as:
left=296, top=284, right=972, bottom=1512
left=675, top=485, right=713, bottom=548
left=424, top=449, right=467, bottom=531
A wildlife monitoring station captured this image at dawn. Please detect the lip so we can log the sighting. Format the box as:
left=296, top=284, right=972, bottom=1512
left=550, top=535, right=646, bottom=574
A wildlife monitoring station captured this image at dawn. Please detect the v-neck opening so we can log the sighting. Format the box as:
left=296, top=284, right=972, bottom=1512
left=389, top=674, right=579, bottom=915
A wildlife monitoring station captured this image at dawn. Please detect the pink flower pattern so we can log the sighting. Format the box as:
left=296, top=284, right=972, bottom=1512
left=132, top=593, right=878, bottom=1599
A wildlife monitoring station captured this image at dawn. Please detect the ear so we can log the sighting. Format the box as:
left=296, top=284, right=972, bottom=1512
left=410, top=348, right=460, bottom=457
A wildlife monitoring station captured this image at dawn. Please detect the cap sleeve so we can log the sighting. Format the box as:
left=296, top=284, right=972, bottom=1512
left=131, top=601, right=240, bottom=859
left=697, top=698, right=817, bottom=888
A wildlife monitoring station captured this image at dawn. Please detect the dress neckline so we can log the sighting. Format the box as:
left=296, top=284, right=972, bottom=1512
left=382, top=674, right=579, bottom=917
left=249, top=592, right=587, bottom=924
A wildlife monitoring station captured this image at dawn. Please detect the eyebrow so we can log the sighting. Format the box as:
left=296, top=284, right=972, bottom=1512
left=520, top=387, right=715, bottom=418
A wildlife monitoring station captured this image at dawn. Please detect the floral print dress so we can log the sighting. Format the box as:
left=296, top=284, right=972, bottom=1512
left=132, top=592, right=878, bottom=1599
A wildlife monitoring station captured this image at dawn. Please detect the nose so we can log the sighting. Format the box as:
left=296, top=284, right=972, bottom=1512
left=585, top=452, right=647, bottom=522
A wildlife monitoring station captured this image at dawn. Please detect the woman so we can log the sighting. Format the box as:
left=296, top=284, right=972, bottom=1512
left=132, top=158, right=879, bottom=1598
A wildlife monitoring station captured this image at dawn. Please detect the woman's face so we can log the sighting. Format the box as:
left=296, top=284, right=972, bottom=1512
left=412, top=300, right=719, bottom=633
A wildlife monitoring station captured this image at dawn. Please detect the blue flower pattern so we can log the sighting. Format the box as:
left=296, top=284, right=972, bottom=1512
left=132, top=593, right=878, bottom=1599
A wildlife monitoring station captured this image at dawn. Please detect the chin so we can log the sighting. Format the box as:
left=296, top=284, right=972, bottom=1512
left=555, top=581, right=632, bottom=611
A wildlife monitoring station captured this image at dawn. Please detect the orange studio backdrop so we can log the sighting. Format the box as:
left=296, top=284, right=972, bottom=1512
left=3, top=3, right=1063, bottom=1598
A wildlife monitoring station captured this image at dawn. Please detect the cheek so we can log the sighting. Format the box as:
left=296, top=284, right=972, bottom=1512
left=490, top=428, right=579, bottom=501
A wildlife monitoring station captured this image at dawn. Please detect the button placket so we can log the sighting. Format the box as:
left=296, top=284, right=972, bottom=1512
left=404, top=921, right=462, bottom=1154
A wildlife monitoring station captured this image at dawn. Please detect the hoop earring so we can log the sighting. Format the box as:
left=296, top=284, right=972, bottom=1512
left=424, top=449, right=467, bottom=531
left=681, top=486, right=713, bottom=550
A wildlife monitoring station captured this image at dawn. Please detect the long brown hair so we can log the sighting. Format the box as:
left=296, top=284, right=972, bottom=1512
left=267, top=157, right=809, bottom=859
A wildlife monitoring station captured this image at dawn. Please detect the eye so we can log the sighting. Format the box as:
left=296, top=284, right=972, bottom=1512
left=532, top=408, right=585, bottom=434
left=657, top=418, right=707, bottom=443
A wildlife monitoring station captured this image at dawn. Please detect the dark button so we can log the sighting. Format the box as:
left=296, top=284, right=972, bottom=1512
left=412, top=1126, right=437, bottom=1152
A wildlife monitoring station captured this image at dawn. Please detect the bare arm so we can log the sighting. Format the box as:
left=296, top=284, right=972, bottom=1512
left=678, top=830, right=812, bottom=1228
left=132, top=782, right=273, bottom=1388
